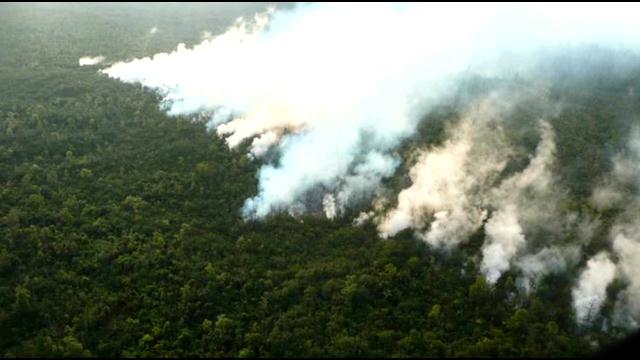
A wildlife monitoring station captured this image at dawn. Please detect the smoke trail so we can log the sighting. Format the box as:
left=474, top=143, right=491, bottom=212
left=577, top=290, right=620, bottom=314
left=480, top=120, right=561, bottom=284
left=101, top=3, right=640, bottom=220
left=481, top=206, right=526, bottom=284
left=569, top=128, right=640, bottom=327
left=379, top=100, right=573, bottom=286
left=595, top=129, right=640, bottom=328
left=611, top=227, right=640, bottom=328
left=79, top=56, right=105, bottom=66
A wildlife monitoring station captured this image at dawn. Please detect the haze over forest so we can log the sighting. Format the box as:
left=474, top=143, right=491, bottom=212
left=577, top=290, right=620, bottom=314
left=2, top=2, right=640, bottom=357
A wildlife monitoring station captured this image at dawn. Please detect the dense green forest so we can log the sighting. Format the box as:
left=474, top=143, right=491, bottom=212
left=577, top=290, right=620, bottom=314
left=0, top=3, right=637, bottom=357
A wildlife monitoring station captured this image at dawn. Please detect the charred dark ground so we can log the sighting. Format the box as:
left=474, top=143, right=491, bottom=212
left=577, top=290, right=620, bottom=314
left=0, top=3, right=638, bottom=357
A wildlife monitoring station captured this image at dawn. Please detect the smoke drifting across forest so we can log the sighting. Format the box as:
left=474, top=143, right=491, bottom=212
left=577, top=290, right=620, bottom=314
left=100, top=3, right=640, bottom=330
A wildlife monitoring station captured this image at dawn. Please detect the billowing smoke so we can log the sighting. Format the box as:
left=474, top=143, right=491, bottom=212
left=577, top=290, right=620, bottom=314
left=379, top=97, right=573, bottom=286
left=578, top=128, right=640, bottom=328
left=322, top=193, right=337, bottom=220
left=79, top=55, right=105, bottom=66
left=99, top=2, right=640, bottom=328
left=481, top=206, right=526, bottom=284
left=573, top=252, right=617, bottom=325
left=378, top=95, right=513, bottom=247
left=480, top=120, right=564, bottom=285
left=101, top=3, right=640, bottom=220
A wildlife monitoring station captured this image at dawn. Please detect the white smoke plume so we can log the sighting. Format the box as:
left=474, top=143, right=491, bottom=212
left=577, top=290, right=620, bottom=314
left=378, top=99, right=512, bottom=246
left=79, top=56, right=105, bottom=66
left=513, top=212, right=599, bottom=295
left=609, top=133, right=640, bottom=327
left=149, top=26, right=159, bottom=35
left=573, top=128, right=640, bottom=327
left=480, top=120, right=561, bottom=284
left=322, top=193, right=337, bottom=220
left=249, top=131, right=279, bottom=159
left=379, top=96, right=576, bottom=286
left=573, top=252, right=617, bottom=325
left=481, top=206, right=526, bottom=284
left=101, top=3, right=640, bottom=220
left=611, top=227, right=640, bottom=328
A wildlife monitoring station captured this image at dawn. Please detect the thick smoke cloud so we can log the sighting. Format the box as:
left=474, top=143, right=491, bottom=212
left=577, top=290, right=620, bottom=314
left=102, top=3, right=640, bottom=220
left=100, top=3, right=640, bottom=328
